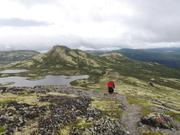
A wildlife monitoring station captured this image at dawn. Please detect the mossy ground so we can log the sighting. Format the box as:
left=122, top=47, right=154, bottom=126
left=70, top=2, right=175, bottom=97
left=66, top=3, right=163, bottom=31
left=1, top=58, right=180, bottom=134
left=141, top=131, right=164, bottom=135
left=0, top=89, right=95, bottom=134
left=0, top=127, right=5, bottom=134
left=0, top=92, right=50, bottom=107
left=1, top=47, right=180, bottom=135
left=91, top=97, right=123, bottom=118
left=58, top=117, right=92, bottom=135
left=165, top=111, right=180, bottom=122
left=0, top=74, right=179, bottom=135
left=75, top=71, right=180, bottom=122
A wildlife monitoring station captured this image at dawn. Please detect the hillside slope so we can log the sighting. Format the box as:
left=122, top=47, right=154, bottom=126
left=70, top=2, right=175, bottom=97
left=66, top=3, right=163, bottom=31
left=6, top=46, right=106, bottom=82
left=0, top=50, right=39, bottom=64
left=119, top=48, right=180, bottom=68
left=11, top=46, right=101, bottom=68
left=1, top=46, right=180, bottom=135
left=6, top=46, right=180, bottom=89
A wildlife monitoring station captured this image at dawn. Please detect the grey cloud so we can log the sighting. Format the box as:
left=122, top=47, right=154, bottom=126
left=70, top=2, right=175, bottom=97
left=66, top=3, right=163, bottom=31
left=1, top=0, right=180, bottom=50
left=0, top=18, right=50, bottom=27
left=64, top=0, right=180, bottom=45
left=14, top=0, right=58, bottom=6
left=81, top=0, right=180, bottom=44
left=124, top=0, right=180, bottom=43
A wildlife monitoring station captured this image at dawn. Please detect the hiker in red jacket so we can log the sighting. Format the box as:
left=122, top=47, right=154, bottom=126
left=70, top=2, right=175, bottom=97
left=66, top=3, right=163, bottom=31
left=107, top=81, right=115, bottom=94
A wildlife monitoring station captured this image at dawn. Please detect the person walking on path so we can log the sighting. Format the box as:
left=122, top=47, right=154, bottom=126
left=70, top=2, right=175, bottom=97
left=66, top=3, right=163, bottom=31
left=107, top=81, right=115, bottom=94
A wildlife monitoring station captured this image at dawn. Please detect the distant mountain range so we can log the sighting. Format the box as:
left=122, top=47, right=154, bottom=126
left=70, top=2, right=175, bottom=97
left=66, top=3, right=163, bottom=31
left=117, top=48, right=180, bottom=68
left=1, top=47, right=180, bottom=69
left=87, top=47, right=180, bottom=68
left=0, top=50, right=39, bottom=64
left=4, top=45, right=180, bottom=89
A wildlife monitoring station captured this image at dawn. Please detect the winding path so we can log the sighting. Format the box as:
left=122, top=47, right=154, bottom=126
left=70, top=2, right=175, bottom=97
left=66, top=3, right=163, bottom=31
left=116, top=94, right=141, bottom=135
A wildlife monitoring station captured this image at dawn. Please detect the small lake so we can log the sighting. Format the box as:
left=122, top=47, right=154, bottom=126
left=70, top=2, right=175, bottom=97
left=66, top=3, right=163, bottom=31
left=0, top=70, right=88, bottom=87
left=0, top=69, right=28, bottom=74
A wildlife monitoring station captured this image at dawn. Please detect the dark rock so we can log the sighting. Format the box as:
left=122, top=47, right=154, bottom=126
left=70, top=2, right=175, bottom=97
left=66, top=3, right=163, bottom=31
left=89, top=117, right=127, bottom=135
left=140, top=113, right=177, bottom=129
left=0, top=101, right=48, bottom=134
left=38, top=95, right=91, bottom=135
left=0, top=87, right=6, bottom=93
left=86, top=108, right=102, bottom=120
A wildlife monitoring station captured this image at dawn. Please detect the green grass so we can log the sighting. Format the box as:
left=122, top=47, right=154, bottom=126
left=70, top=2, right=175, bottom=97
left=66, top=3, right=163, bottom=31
left=58, top=117, right=92, bottom=135
left=141, top=107, right=154, bottom=115
left=165, top=111, right=180, bottom=122
left=91, top=98, right=123, bottom=118
left=126, top=96, right=150, bottom=106
left=2, top=46, right=180, bottom=131
left=142, top=131, right=164, bottom=135
left=126, top=96, right=154, bottom=115
left=0, top=127, right=5, bottom=134
left=5, top=46, right=180, bottom=90
left=75, top=118, right=92, bottom=129
left=0, top=92, right=50, bottom=106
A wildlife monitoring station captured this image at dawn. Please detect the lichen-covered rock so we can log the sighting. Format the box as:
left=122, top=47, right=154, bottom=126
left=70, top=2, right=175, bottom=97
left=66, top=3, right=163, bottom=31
left=140, top=113, right=177, bottom=129
left=86, top=108, right=102, bottom=120
left=38, top=95, right=91, bottom=135
left=89, top=117, right=127, bottom=135
left=0, top=86, right=128, bottom=135
left=0, top=101, right=48, bottom=135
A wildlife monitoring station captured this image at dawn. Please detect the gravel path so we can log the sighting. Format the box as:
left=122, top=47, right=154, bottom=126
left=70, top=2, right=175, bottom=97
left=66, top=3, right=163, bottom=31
left=116, top=94, right=141, bottom=135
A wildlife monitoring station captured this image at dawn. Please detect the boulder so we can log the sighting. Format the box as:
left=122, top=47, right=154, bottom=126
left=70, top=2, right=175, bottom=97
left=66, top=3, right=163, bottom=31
left=140, top=113, right=176, bottom=129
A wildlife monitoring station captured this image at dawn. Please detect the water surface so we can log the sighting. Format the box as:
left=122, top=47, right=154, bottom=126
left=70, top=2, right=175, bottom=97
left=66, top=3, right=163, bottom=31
left=0, top=74, right=88, bottom=87
left=0, top=69, right=28, bottom=74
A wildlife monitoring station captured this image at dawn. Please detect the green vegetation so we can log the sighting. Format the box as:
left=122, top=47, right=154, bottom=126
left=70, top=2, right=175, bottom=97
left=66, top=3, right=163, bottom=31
left=4, top=45, right=180, bottom=90
left=58, top=125, right=71, bottom=135
left=142, top=131, right=164, bottom=135
left=1, top=45, right=180, bottom=134
left=165, top=111, right=180, bottom=122
left=126, top=96, right=154, bottom=115
left=0, top=127, right=5, bottom=134
left=91, top=97, right=123, bottom=118
left=4, top=46, right=105, bottom=83
left=127, top=96, right=150, bottom=106
left=0, top=92, right=49, bottom=106
left=0, top=50, right=39, bottom=65
left=58, top=117, right=92, bottom=135
left=3, top=46, right=179, bottom=112
left=75, top=117, right=92, bottom=129
left=140, top=107, right=153, bottom=115
left=119, top=48, right=180, bottom=68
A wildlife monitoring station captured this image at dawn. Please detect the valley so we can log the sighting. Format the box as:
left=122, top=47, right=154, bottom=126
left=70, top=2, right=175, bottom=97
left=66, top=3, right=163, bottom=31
left=0, top=46, right=179, bottom=135
left=118, top=48, right=180, bottom=68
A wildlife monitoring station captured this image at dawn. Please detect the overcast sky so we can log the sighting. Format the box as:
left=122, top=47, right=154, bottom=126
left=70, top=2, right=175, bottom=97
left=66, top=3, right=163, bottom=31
left=0, top=0, right=180, bottom=51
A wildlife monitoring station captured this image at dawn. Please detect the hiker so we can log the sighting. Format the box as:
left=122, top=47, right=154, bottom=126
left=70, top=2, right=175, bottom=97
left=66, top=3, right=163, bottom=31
left=107, top=81, right=115, bottom=94
left=148, top=81, right=154, bottom=87
left=148, top=78, right=155, bottom=87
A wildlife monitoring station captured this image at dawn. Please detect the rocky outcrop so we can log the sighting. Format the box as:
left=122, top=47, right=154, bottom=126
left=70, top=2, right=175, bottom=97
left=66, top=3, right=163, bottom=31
left=0, top=101, right=48, bottom=134
left=0, top=86, right=128, bottom=135
left=140, top=113, right=177, bottom=130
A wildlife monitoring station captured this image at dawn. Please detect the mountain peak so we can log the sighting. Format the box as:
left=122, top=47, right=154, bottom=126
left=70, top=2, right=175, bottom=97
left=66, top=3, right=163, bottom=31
left=51, top=45, right=71, bottom=50
left=45, top=45, right=100, bottom=68
left=47, top=45, right=71, bottom=57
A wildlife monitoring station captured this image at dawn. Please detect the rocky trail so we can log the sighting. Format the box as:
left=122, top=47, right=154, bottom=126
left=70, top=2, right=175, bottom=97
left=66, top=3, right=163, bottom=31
left=114, top=94, right=141, bottom=135
left=67, top=88, right=143, bottom=135
left=121, top=104, right=141, bottom=135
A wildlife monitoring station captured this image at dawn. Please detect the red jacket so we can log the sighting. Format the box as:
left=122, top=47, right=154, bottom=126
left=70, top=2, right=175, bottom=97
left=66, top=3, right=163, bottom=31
left=107, top=81, right=115, bottom=88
